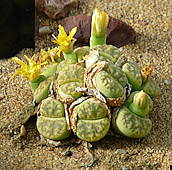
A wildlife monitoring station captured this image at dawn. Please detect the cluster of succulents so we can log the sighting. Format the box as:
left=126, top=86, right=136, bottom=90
left=12, top=9, right=160, bottom=142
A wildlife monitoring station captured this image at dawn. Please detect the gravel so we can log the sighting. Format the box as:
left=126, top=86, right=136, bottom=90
left=0, top=0, right=172, bottom=169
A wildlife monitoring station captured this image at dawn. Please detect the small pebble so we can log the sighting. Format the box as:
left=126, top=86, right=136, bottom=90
left=65, top=150, right=73, bottom=157
left=121, top=168, right=130, bottom=170
left=0, top=94, right=4, bottom=100
left=39, top=26, right=52, bottom=36
left=117, top=149, right=128, bottom=154
left=20, top=125, right=26, bottom=137
left=164, top=79, right=171, bottom=85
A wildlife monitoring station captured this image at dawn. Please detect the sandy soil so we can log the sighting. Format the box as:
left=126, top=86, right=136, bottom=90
left=0, top=0, right=172, bottom=169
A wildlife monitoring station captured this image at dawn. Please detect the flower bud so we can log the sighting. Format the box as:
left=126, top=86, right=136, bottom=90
left=133, top=90, right=149, bottom=109
left=91, top=9, right=109, bottom=37
left=129, top=91, right=151, bottom=117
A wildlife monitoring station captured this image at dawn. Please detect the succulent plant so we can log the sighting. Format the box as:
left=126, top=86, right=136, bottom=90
left=74, top=46, right=90, bottom=62
left=113, top=107, right=152, bottom=138
left=11, top=9, right=161, bottom=142
left=56, top=64, right=85, bottom=103
left=41, top=63, right=58, bottom=78
left=85, top=58, right=128, bottom=106
left=128, top=90, right=153, bottom=117
left=70, top=97, right=110, bottom=142
left=124, top=91, right=153, bottom=113
left=29, top=75, right=47, bottom=92
left=37, top=97, right=70, bottom=140
left=33, top=75, right=57, bottom=103
left=112, top=91, right=153, bottom=138
left=84, top=46, right=121, bottom=69
left=122, top=62, right=142, bottom=91
left=30, top=62, right=58, bottom=93
left=33, top=78, right=52, bottom=103
left=142, top=78, right=160, bottom=98
left=92, top=44, right=121, bottom=64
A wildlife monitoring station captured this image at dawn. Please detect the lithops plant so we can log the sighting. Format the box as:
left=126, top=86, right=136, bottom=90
left=122, top=62, right=142, bottom=91
left=141, top=66, right=161, bottom=98
left=92, top=44, right=121, bottom=64
left=124, top=91, right=153, bottom=114
left=126, top=90, right=153, bottom=117
left=112, top=91, right=153, bottom=138
left=70, top=97, right=111, bottom=142
left=141, top=78, right=160, bottom=98
left=122, top=63, right=160, bottom=97
left=11, top=8, right=161, bottom=143
left=85, top=58, right=129, bottom=106
left=33, top=74, right=59, bottom=103
left=74, top=46, right=90, bottom=62
left=84, top=47, right=121, bottom=69
left=55, top=64, right=85, bottom=103
left=74, top=44, right=121, bottom=66
left=37, top=97, right=70, bottom=140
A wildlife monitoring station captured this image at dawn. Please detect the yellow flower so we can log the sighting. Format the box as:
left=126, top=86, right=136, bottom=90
left=91, top=9, right=109, bottom=37
left=52, top=25, right=77, bottom=56
left=141, top=65, right=153, bottom=78
left=11, top=55, right=47, bottom=81
left=39, top=47, right=59, bottom=63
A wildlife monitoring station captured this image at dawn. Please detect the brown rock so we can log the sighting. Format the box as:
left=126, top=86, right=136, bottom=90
left=107, top=16, right=136, bottom=47
left=35, top=0, right=78, bottom=19
left=58, top=15, right=136, bottom=47
left=58, top=16, right=91, bottom=43
left=20, top=125, right=26, bottom=137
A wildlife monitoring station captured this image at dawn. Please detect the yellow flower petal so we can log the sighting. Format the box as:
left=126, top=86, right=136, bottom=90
left=58, top=25, right=67, bottom=37
left=24, top=55, right=36, bottom=67
left=52, top=25, right=77, bottom=55
left=12, top=57, right=28, bottom=69
left=69, top=27, right=77, bottom=38
left=11, top=55, right=43, bottom=81
left=39, top=47, right=60, bottom=63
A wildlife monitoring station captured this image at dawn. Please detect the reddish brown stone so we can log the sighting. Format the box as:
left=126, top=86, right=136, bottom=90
left=58, top=15, right=136, bottom=47
left=107, top=16, right=136, bottom=47
left=35, top=0, right=78, bottom=19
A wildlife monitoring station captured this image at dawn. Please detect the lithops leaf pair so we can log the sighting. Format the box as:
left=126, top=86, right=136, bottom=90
left=85, top=58, right=128, bottom=106
left=122, top=62, right=142, bottom=91
left=70, top=97, right=110, bottom=142
left=122, top=63, right=160, bottom=97
left=84, top=45, right=121, bottom=69
left=74, top=46, right=90, bottom=62
left=55, top=64, right=85, bottom=103
left=31, top=62, right=59, bottom=103
left=92, top=44, right=121, bottom=64
left=37, top=97, right=70, bottom=140
left=33, top=75, right=57, bottom=103
left=141, top=78, right=160, bottom=97
left=112, top=91, right=153, bottom=138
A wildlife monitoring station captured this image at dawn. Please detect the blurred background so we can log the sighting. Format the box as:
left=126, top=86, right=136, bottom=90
left=0, top=0, right=35, bottom=59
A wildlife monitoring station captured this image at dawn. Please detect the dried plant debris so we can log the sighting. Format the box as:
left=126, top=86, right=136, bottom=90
left=81, top=142, right=98, bottom=168
left=35, top=0, right=78, bottom=19
left=58, top=16, right=136, bottom=47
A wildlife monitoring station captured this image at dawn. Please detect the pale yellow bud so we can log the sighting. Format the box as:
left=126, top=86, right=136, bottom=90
left=133, top=90, right=149, bottom=109
left=91, top=9, right=109, bottom=37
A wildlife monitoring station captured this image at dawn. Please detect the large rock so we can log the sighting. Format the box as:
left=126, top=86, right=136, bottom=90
left=58, top=15, right=136, bottom=47
left=35, top=0, right=78, bottom=19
